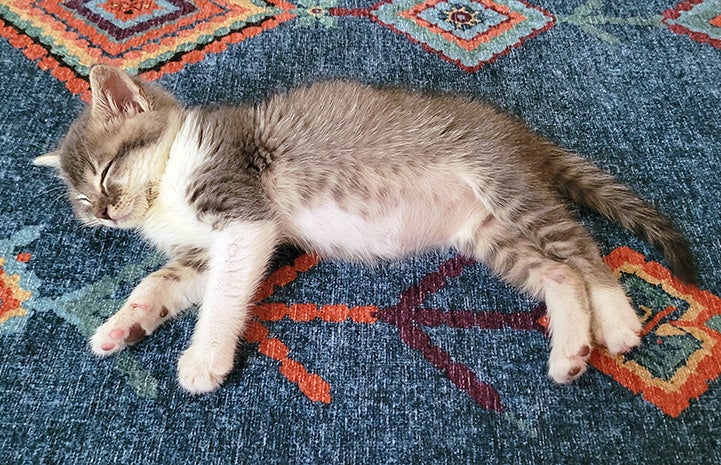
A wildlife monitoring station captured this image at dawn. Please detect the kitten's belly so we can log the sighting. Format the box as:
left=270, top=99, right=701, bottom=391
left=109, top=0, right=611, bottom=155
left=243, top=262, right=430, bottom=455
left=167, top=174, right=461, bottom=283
left=287, top=201, right=471, bottom=261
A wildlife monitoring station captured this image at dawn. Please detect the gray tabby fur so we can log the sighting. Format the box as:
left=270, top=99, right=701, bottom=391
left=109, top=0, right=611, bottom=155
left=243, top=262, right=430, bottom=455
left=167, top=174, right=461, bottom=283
left=35, top=66, right=696, bottom=394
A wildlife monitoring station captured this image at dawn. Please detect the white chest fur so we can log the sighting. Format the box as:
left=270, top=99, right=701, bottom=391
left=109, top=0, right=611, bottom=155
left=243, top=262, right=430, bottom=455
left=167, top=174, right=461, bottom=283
left=141, top=114, right=214, bottom=254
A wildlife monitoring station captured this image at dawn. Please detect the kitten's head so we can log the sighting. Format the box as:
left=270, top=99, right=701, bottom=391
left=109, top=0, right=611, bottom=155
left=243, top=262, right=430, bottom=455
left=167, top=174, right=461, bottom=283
left=35, top=65, right=181, bottom=229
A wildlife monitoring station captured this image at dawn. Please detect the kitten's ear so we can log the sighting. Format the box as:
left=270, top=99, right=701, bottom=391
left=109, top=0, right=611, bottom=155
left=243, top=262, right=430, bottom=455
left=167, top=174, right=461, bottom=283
left=33, top=151, right=61, bottom=168
left=89, top=65, right=150, bottom=122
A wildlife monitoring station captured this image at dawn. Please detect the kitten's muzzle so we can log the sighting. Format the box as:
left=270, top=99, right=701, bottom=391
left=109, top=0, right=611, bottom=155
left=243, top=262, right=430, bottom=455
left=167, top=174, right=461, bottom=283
left=97, top=206, right=112, bottom=221
left=95, top=205, right=132, bottom=228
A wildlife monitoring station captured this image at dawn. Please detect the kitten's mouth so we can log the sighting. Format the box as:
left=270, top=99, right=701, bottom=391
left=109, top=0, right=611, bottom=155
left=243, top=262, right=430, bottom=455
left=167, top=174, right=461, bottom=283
left=100, top=212, right=133, bottom=229
left=99, top=199, right=142, bottom=228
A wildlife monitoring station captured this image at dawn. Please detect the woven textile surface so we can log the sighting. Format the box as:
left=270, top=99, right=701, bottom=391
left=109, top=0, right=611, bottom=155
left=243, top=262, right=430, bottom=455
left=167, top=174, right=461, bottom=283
left=1, top=0, right=721, bottom=463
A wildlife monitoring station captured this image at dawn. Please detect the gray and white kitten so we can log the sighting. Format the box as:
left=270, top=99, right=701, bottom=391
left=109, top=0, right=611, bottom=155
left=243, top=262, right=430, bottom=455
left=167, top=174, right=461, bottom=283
left=35, top=65, right=696, bottom=394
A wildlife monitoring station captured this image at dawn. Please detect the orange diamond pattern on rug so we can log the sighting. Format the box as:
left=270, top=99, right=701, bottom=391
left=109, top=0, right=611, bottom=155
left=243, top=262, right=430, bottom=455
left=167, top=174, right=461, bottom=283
left=0, top=0, right=295, bottom=95
left=593, top=247, right=721, bottom=417
left=0, top=227, right=42, bottom=335
left=62, top=0, right=198, bottom=42
left=100, top=0, right=164, bottom=22
left=0, top=256, right=30, bottom=326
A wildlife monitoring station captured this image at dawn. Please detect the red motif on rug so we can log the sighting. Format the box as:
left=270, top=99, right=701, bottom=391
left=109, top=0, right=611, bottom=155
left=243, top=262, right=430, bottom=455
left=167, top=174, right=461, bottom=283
left=251, top=248, right=721, bottom=418
left=663, top=0, right=721, bottom=49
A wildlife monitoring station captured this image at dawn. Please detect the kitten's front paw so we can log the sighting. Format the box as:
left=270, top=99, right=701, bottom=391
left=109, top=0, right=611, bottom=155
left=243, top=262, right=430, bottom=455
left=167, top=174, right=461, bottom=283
left=90, top=302, right=165, bottom=356
left=177, top=344, right=234, bottom=394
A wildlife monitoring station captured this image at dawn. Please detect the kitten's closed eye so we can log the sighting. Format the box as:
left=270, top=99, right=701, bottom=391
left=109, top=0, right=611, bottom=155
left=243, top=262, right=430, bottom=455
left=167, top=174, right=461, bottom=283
left=75, top=194, right=91, bottom=206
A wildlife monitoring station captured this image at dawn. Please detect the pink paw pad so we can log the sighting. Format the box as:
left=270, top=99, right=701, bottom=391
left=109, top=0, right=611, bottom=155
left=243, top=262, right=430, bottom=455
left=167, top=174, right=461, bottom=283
left=100, top=342, right=116, bottom=351
left=109, top=328, right=127, bottom=340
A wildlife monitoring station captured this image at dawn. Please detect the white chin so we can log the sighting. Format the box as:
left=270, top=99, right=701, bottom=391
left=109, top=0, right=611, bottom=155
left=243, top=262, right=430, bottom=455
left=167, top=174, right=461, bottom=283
left=105, top=219, right=136, bottom=229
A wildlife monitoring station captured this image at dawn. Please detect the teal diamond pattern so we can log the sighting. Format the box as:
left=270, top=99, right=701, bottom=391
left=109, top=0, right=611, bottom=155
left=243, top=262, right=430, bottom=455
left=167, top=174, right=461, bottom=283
left=370, top=0, right=555, bottom=71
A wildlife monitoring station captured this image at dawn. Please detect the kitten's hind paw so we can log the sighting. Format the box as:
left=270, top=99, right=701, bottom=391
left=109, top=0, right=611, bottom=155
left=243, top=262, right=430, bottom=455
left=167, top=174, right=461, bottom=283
left=595, top=325, right=641, bottom=356
left=590, top=287, right=643, bottom=355
left=547, top=343, right=591, bottom=384
left=177, top=344, right=233, bottom=394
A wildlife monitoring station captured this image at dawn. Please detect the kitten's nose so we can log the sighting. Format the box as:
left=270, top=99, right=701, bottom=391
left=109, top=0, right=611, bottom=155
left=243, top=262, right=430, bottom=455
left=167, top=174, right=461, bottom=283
left=97, top=207, right=112, bottom=220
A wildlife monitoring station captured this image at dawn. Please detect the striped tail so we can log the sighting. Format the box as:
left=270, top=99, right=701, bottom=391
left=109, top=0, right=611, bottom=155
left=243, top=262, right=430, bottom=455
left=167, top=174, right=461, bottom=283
left=548, top=148, right=698, bottom=284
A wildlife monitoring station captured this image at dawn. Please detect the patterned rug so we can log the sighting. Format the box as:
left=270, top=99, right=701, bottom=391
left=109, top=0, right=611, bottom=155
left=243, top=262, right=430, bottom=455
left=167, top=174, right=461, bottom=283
left=2, top=1, right=721, bottom=463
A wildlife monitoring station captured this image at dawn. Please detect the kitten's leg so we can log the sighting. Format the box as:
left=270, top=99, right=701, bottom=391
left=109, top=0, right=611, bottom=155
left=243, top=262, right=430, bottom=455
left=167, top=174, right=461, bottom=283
left=584, top=270, right=642, bottom=355
left=458, top=211, right=595, bottom=383
left=90, top=250, right=208, bottom=355
left=496, top=210, right=640, bottom=379
left=543, top=227, right=642, bottom=355
left=177, top=221, right=279, bottom=394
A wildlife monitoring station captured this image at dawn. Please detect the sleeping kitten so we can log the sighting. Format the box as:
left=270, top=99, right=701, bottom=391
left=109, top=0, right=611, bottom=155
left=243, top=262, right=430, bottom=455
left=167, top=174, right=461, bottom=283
left=35, top=65, right=697, bottom=394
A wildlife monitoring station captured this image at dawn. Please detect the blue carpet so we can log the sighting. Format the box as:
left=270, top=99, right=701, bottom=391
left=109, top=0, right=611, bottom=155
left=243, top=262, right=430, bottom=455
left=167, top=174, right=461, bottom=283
left=1, top=1, right=720, bottom=463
